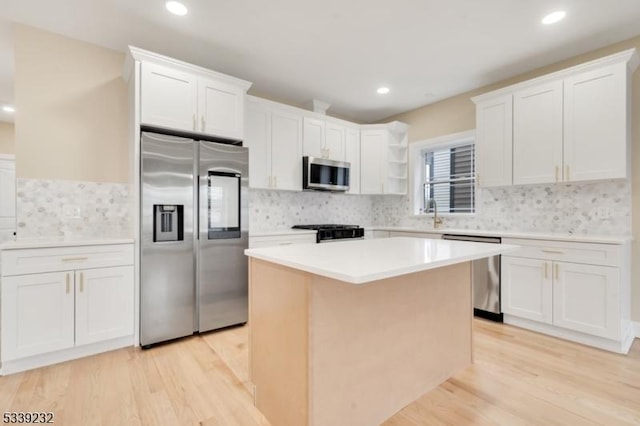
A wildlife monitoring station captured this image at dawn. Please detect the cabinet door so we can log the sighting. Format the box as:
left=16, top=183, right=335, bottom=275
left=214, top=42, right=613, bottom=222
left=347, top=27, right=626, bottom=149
left=140, top=62, right=197, bottom=132
left=360, top=130, right=388, bottom=194
left=553, top=262, right=619, bottom=339
left=199, top=78, right=245, bottom=141
left=75, top=266, right=134, bottom=346
left=513, top=81, right=563, bottom=185
left=325, top=123, right=346, bottom=161
left=501, top=256, right=552, bottom=323
left=475, top=95, right=513, bottom=187
left=345, top=128, right=360, bottom=194
left=564, top=63, right=628, bottom=182
left=303, top=117, right=325, bottom=158
left=1, top=271, right=75, bottom=360
left=271, top=110, right=303, bottom=191
left=245, top=101, right=271, bottom=189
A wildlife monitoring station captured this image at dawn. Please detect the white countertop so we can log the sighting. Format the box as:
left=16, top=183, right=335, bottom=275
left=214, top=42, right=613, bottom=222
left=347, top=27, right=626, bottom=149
left=0, top=238, right=135, bottom=250
left=245, top=237, right=517, bottom=284
left=368, top=227, right=631, bottom=244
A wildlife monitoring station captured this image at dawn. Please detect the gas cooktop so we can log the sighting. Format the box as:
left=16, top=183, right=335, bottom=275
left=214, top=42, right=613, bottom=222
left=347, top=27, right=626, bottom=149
left=292, top=224, right=364, bottom=243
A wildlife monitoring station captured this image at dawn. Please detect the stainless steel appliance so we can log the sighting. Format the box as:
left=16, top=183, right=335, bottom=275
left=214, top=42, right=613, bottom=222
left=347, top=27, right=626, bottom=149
left=140, top=131, right=249, bottom=347
left=292, top=224, right=364, bottom=243
left=442, top=234, right=502, bottom=322
left=302, top=157, right=350, bottom=192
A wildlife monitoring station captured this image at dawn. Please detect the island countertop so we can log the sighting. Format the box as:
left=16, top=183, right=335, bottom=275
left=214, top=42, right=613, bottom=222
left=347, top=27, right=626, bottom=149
left=245, top=237, right=517, bottom=284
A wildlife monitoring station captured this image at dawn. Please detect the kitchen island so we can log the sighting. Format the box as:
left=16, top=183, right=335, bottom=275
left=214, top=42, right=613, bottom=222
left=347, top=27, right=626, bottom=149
left=245, top=237, right=516, bottom=426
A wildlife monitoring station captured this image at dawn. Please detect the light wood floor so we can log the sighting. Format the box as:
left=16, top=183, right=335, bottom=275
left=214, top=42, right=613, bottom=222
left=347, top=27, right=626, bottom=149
left=1, top=320, right=638, bottom=425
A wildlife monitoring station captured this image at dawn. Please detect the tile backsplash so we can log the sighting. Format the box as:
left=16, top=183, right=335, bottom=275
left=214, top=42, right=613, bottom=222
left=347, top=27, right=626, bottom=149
left=16, top=178, right=131, bottom=240
left=249, top=189, right=377, bottom=231
left=372, top=180, right=631, bottom=236
left=14, top=179, right=631, bottom=240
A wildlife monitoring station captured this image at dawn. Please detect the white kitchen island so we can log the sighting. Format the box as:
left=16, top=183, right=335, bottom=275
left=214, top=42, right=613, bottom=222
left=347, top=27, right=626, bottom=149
left=245, top=237, right=516, bottom=426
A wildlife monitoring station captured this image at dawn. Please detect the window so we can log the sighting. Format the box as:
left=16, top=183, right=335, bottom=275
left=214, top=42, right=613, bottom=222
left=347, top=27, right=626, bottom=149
left=410, top=131, right=476, bottom=215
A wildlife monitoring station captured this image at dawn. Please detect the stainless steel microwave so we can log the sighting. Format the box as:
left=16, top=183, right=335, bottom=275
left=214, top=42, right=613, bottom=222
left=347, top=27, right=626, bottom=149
left=302, top=156, right=350, bottom=191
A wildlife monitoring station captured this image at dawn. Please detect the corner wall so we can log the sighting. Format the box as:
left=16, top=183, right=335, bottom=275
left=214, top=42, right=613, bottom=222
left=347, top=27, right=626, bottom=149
left=12, top=24, right=131, bottom=239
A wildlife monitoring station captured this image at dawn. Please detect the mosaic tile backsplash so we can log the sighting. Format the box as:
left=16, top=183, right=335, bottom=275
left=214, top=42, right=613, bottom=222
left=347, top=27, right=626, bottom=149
left=15, top=179, right=630, bottom=240
left=249, top=189, right=376, bottom=231
left=372, top=180, right=631, bottom=236
left=16, top=179, right=131, bottom=240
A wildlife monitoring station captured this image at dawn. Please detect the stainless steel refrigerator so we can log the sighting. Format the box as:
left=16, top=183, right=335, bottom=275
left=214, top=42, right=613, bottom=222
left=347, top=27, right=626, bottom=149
left=140, top=131, right=248, bottom=347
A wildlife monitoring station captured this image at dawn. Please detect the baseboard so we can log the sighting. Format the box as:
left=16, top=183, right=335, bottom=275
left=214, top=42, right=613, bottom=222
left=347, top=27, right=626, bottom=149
left=504, top=315, right=632, bottom=354
left=1, top=335, right=134, bottom=375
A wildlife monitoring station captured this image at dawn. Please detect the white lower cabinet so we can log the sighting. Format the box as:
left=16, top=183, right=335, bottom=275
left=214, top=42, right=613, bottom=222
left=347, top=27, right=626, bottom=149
left=75, top=266, right=135, bottom=345
left=1, top=242, right=134, bottom=373
left=553, top=262, right=619, bottom=339
left=501, top=237, right=630, bottom=353
left=2, top=271, right=75, bottom=360
left=502, top=257, right=552, bottom=323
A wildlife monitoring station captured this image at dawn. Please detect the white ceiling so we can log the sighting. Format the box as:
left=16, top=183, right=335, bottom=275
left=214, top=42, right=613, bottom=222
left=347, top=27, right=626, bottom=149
left=1, top=0, right=640, bottom=123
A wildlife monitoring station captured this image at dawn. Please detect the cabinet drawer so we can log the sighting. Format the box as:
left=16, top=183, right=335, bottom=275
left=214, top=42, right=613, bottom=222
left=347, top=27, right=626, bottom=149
left=1, top=244, right=134, bottom=276
left=249, top=234, right=316, bottom=248
left=502, top=238, right=620, bottom=267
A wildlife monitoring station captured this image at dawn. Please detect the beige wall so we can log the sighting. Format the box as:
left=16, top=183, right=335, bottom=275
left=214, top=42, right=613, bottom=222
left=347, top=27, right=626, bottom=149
left=14, top=25, right=128, bottom=183
left=389, top=35, right=640, bottom=322
left=0, top=121, right=15, bottom=154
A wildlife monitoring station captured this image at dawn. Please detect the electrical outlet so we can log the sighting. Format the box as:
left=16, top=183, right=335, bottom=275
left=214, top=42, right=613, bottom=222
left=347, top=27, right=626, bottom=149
left=594, top=206, right=611, bottom=220
left=62, top=204, right=82, bottom=219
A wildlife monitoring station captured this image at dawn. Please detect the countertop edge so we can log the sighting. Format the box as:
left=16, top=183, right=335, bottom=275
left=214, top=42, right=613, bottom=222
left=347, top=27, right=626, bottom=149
left=0, top=238, right=135, bottom=250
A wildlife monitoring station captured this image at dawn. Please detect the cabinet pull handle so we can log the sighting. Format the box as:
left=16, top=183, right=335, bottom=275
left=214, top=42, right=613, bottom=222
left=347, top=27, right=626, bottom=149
left=542, top=249, right=564, bottom=254
left=66, top=273, right=70, bottom=294
left=554, top=263, right=559, bottom=280
left=544, top=262, right=548, bottom=279
left=80, top=272, right=84, bottom=293
left=274, top=176, right=277, bottom=187
left=555, top=166, right=559, bottom=182
left=201, top=116, right=205, bottom=132
left=193, top=114, right=196, bottom=131
left=62, top=256, right=88, bottom=262
left=565, top=165, right=570, bottom=181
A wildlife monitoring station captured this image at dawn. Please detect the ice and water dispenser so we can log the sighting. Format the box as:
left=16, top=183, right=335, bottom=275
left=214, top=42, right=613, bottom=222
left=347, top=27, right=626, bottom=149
left=153, top=204, right=184, bottom=242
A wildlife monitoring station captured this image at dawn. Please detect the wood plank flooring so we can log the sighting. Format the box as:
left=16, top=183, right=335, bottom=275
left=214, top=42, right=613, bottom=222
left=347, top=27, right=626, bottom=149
left=0, top=319, right=638, bottom=425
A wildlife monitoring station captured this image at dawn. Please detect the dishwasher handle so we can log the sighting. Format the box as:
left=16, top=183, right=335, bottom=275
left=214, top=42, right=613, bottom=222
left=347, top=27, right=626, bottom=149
left=442, top=234, right=502, bottom=244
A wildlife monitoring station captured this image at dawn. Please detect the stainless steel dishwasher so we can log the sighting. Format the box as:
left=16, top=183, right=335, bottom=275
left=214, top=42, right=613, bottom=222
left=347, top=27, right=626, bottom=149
left=442, top=234, right=502, bottom=322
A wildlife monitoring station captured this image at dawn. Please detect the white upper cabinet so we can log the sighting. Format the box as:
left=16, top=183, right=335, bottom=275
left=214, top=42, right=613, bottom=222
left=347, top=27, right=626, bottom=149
left=513, top=80, right=563, bottom=185
left=345, top=128, right=360, bottom=194
left=563, top=63, right=628, bottom=182
left=132, top=47, right=252, bottom=141
left=325, top=122, right=346, bottom=161
left=199, top=78, right=245, bottom=141
left=141, top=62, right=197, bottom=132
left=303, top=117, right=346, bottom=161
left=473, top=48, right=638, bottom=187
left=303, top=117, right=326, bottom=158
left=360, top=129, right=389, bottom=194
left=245, top=97, right=302, bottom=191
left=474, top=94, right=513, bottom=188
left=360, top=123, right=408, bottom=195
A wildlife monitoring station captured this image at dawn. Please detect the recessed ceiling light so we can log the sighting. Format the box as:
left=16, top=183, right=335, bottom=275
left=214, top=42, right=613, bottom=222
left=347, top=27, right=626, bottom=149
left=2, top=105, right=15, bottom=113
left=377, top=87, right=390, bottom=95
left=166, top=1, right=188, bottom=16
left=542, top=10, right=566, bottom=25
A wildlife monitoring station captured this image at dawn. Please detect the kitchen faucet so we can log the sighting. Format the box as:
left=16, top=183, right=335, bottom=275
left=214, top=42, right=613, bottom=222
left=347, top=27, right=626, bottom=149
left=427, top=198, right=443, bottom=229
